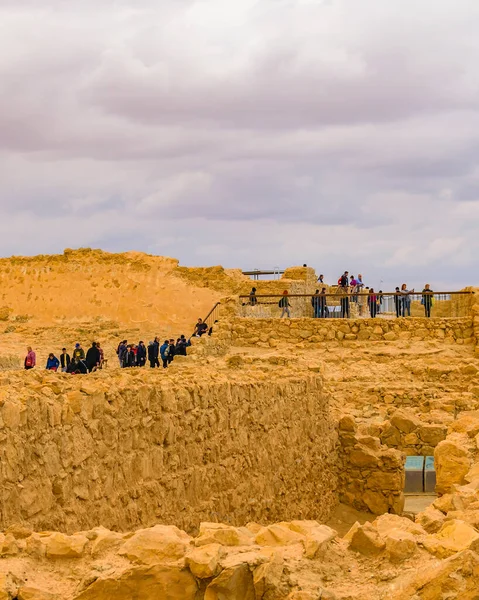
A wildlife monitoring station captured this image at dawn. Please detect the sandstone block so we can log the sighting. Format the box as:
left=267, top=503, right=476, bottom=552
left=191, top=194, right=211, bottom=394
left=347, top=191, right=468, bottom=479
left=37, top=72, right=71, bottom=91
left=284, top=521, right=337, bottom=558
left=205, top=564, right=255, bottom=600
left=186, top=543, right=222, bottom=578
left=422, top=519, right=479, bottom=558
left=18, top=587, right=58, bottom=600
left=415, top=506, right=446, bottom=533
left=417, top=423, right=447, bottom=445
left=90, top=528, right=123, bottom=557
left=196, top=523, right=254, bottom=547
left=435, top=439, right=471, bottom=494
left=384, top=528, right=417, bottom=562
left=338, top=415, right=356, bottom=432
left=45, top=533, right=88, bottom=559
left=253, top=557, right=285, bottom=599
left=374, top=513, right=426, bottom=537
left=390, top=410, right=420, bottom=434
left=118, top=525, right=192, bottom=565
left=349, top=445, right=379, bottom=467
left=255, top=524, right=305, bottom=547
left=348, top=522, right=385, bottom=556
left=362, top=490, right=389, bottom=515
left=74, top=565, right=198, bottom=600
left=383, top=332, right=397, bottom=341
left=388, top=549, right=479, bottom=600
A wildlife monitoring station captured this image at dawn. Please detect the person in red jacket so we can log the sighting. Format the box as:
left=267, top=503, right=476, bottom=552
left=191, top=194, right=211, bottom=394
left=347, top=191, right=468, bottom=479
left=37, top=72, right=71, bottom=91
left=25, top=346, right=36, bottom=370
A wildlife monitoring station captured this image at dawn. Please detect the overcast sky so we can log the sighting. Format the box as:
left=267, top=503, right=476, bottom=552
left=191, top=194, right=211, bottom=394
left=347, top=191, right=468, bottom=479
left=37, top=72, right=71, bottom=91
left=1, top=0, right=478, bottom=290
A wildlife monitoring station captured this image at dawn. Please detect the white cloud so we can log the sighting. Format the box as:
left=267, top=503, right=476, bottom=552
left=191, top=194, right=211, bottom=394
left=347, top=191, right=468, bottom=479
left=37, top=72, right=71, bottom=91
left=0, top=0, right=479, bottom=289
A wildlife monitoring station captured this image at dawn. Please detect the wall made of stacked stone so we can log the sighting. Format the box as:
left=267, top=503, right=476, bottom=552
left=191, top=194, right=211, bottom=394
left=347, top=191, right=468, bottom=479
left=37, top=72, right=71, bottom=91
left=218, top=317, right=474, bottom=348
left=0, top=371, right=338, bottom=535
left=338, top=416, right=405, bottom=515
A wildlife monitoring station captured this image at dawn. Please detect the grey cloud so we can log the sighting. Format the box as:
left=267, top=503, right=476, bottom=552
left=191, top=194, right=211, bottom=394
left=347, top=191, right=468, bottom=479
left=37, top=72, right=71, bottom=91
left=0, top=0, right=479, bottom=289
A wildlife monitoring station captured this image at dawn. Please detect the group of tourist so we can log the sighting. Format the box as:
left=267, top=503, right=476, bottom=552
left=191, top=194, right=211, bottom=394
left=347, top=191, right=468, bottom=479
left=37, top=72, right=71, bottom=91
left=248, top=273, right=435, bottom=319
left=24, top=318, right=214, bottom=373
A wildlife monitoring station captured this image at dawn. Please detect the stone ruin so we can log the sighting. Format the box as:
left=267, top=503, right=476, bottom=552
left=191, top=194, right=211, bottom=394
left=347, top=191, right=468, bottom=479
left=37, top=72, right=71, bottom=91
left=0, top=253, right=477, bottom=598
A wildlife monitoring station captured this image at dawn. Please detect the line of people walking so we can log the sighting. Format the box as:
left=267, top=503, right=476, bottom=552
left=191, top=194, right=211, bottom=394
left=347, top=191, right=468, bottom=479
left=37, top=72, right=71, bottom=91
left=116, top=336, right=190, bottom=369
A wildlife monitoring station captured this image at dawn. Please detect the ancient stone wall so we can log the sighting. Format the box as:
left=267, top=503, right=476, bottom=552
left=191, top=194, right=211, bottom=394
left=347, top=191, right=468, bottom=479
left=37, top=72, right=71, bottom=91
left=338, top=416, right=405, bottom=515
left=379, top=410, right=448, bottom=456
left=0, top=367, right=337, bottom=534
left=217, top=316, right=474, bottom=348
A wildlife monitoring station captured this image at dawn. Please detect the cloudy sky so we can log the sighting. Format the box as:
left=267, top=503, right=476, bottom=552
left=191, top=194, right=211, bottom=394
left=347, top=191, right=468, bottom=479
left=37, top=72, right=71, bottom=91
left=1, top=0, right=478, bottom=289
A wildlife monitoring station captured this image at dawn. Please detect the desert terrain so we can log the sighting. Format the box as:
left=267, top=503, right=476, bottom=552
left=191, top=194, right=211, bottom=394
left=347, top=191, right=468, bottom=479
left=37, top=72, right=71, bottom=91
left=0, top=250, right=477, bottom=599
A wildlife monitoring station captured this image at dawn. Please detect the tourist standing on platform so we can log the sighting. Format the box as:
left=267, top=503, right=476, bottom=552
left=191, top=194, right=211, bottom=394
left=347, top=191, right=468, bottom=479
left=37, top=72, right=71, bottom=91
left=249, top=287, right=257, bottom=306
left=368, top=288, right=378, bottom=318
left=394, top=287, right=401, bottom=318
left=400, top=284, right=414, bottom=317
left=339, top=271, right=350, bottom=318
left=312, top=289, right=320, bottom=318
left=24, top=347, right=36, bottom=370
left=279, top=290, right=291, bottom=318
left=422, top=284, right=434, bottom=318
left=319, top=287, right=328, bottom=318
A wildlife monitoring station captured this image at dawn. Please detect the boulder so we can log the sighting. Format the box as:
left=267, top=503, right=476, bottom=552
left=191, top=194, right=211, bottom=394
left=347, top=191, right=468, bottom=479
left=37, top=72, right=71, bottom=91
left=90, top=528, right=123, bottom=557
left=417, top=423, right=447, bottom=445
left=253, top=556, right=286, bottom=599
left=255, top=524, right=305, bottom=547
left=186, top=544, right=222, bottom=579
left=389, top=549, right=479, bottom=600
left=435, top=439, right=471, bottom=494
left=415, top=506, right=446, bottom=533
left=18, top=587, right=58, bottom=600
left=74, top=565, right=197, bottom=600
left=285, top=522, right=336, bottom=559
left=338, top=415, right=356, bottom=432
left=196, top=523, right=254, bottom=547
left=390, top=410, right=420, bottom=434
left=118, top=525, right=191, bottom=565
left=374, top=513, right=425, bottom=537
left=349, top=445, right=379, bottom=467
left=384, top=528, right=417, bottom=562
left=422, top=519, right=479, bottom=558
left=205, top=564, right=255, bottom=600
left=348, top=522, right=385, bottom=556
left=45, top=533, right=89, bottom=559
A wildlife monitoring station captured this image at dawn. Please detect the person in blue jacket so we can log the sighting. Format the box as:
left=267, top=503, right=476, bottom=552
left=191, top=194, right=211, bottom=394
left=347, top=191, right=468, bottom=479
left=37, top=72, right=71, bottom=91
left=46, top=353, right=60, bottom=371
left=160, top=339, right=169, bottom=369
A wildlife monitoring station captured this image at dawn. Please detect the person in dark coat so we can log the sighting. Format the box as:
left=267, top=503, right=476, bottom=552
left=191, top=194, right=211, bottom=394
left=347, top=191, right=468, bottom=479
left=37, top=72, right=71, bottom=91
left=85, top=342, right=101, bottom=372
left=123, top=345, right=136, bottom=368
left=67, top=357, right=88, bottom=374
left=147, top=341, right=156, bottom=368
left=151, top=337, right=160, bottom=368
left=422, top=284, right=434, bottom=318
left=137, top=341, right=147, bottom=367
left=394, top=287, right=401, bottom=318
left=60, top=348, right=71, bottom=372
left=167, top=339, right=176, bottom=365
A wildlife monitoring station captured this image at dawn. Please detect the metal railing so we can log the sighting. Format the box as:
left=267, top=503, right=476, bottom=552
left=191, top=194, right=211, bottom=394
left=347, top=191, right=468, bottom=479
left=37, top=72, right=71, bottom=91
left=192, top=302, right=221, bottom=336
left=238, top=291, right=474, bottom=319
left=242, top=269, right=284, bottom=280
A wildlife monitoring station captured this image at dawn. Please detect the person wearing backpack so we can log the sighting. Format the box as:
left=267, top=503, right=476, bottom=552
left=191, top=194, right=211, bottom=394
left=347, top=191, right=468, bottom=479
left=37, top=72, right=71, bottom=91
left=160, top=339, right=169, bottom=368
left=279, top=290, right=291, bottom=318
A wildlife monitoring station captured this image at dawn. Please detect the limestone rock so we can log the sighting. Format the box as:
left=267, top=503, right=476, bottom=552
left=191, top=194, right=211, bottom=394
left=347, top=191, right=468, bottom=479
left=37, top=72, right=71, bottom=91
left=349, top=445, right=379, bottom=467
left=186, top=543, right=222, bottom=578
left=74, top=565, right=198, bottom=600
left=374, top=513, right=426, bottom=537
left=339, top=415, right=356, bottom=432
left=118, top=525, right=192, bottom=565
left=389, top=549, right=479, bottom=600
left=284, top=521, right=337, bottom=559
left=422, top=519, right=479, bottom=558
left=384, top=528, right=417, bottom=562
left=196, top=523, right=254, bottom=547
left=255, top=524, right=305, bottom=547
left=435, top=439, right=471, bottom=494
left=18, top=587, right=58, bottom=600
left=253, top=557, right=286, bottom=599
left=90, top=528, right=123, bottom=557
left=417, top=423, right=447, bottom=445
left=348, top=522, right=385, bottom=556
left=415, top=506, right=446, bottom=533
left=390, top=410, right=420, bottom=434
left=205, top=564, right=255, bottom=600
left=45, top=533, right=88, bottom=559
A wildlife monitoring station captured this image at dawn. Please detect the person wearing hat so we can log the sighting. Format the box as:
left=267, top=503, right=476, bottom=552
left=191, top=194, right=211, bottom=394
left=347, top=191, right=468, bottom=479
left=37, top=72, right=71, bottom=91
left=72, top=343, right=85, bottom=361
